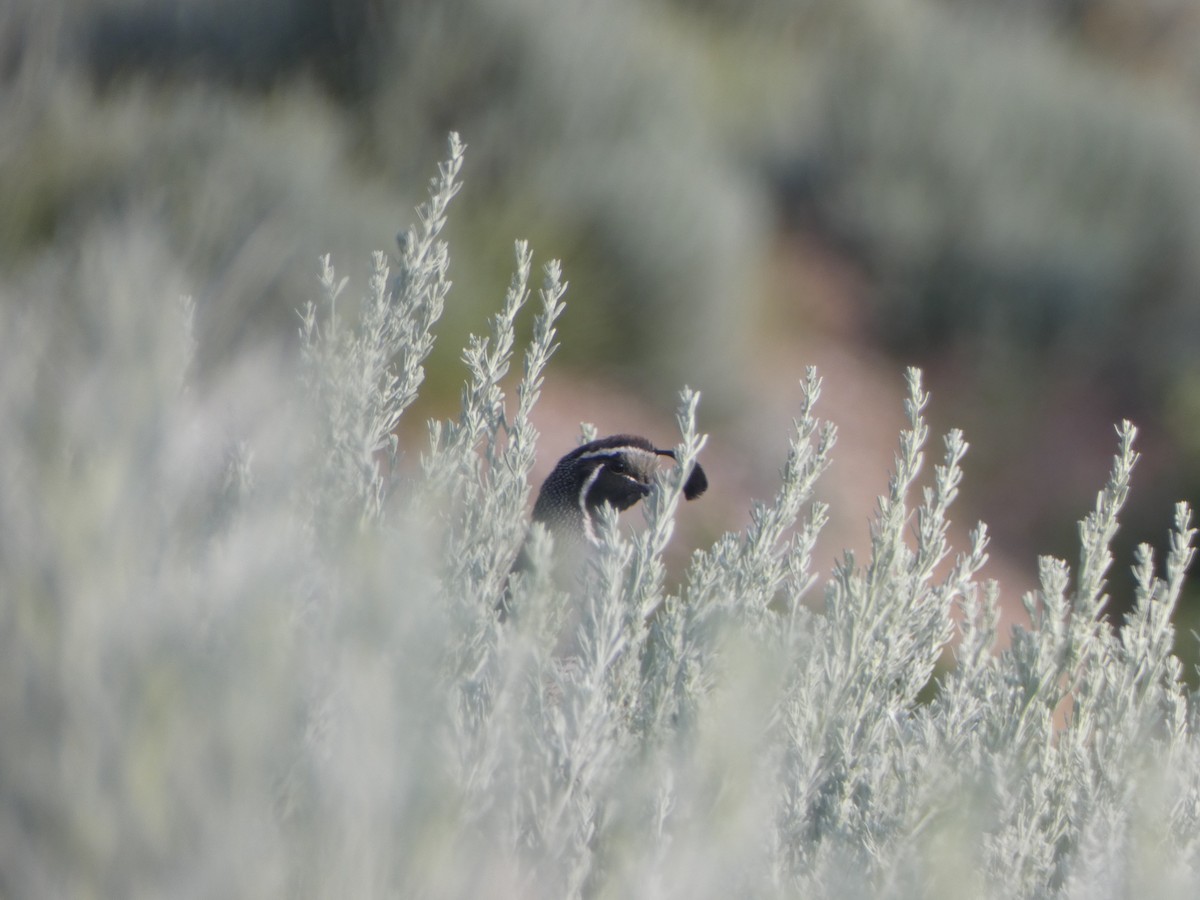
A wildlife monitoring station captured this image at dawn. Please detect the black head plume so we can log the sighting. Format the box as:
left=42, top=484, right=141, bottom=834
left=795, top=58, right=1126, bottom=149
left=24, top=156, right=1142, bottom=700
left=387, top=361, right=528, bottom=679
left=654, top=448, right=708, bottom=500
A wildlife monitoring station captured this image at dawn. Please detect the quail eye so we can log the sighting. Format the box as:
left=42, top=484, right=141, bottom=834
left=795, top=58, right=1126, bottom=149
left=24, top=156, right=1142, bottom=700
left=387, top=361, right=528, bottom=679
left=609, top=460, right=629, bottom=476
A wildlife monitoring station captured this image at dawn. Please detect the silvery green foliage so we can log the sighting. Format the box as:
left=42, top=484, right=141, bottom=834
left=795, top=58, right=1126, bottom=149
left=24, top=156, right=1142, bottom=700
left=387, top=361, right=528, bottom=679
left=2, top=135, right=1198, bottom=900
left=299, top=133, right=464, bottom=526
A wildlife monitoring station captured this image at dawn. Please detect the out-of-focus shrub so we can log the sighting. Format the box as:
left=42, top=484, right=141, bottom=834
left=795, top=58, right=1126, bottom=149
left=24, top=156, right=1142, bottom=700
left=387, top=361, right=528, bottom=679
left=3, top=134, right=1198, bottom=900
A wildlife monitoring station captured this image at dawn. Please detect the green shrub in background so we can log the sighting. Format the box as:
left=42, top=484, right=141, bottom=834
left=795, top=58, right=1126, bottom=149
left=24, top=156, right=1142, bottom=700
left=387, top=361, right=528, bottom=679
left=1, top=0, right=761, bottom=414
left=2, top=135, right=1198, bottom=899
left=11, top=0, right=1200, bottom=425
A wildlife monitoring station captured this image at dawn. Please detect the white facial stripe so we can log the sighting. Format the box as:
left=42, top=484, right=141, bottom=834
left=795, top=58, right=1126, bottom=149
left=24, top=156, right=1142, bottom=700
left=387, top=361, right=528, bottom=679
left=576, top=447, right=658, bottom=469
left=578, top=464, right=604, bottom=545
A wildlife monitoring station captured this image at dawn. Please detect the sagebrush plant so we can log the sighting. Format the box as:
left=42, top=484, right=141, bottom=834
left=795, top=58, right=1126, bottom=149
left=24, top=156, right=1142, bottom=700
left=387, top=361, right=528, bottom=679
left=2, top=133, right=1198, bottom=899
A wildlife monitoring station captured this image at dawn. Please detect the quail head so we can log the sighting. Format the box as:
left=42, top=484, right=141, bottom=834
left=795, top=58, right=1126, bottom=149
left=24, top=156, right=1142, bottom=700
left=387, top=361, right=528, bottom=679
left=500, top=434, right=707, bottom=619
left=531, top=434, right=707, bottom=544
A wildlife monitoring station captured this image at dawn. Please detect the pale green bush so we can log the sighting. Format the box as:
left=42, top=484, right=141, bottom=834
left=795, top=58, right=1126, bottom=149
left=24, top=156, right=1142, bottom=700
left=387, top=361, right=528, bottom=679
left=1, top=135, right=1196, bottom=899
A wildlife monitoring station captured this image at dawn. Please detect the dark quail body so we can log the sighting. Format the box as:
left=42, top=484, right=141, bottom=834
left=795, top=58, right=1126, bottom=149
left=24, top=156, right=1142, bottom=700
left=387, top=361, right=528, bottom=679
left=532, top=435, right=706, bottom=545
left=500, top=434, right=707, bottom=619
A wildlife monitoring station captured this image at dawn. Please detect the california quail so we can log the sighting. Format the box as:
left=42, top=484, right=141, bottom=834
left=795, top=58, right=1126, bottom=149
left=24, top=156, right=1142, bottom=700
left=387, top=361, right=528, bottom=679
left=500, top=434, right=707, bottom=619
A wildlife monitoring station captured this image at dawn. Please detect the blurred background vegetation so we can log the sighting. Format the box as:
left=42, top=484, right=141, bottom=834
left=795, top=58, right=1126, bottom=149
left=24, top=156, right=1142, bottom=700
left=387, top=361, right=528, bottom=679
left=4, top=0, right=1200, bottom=675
